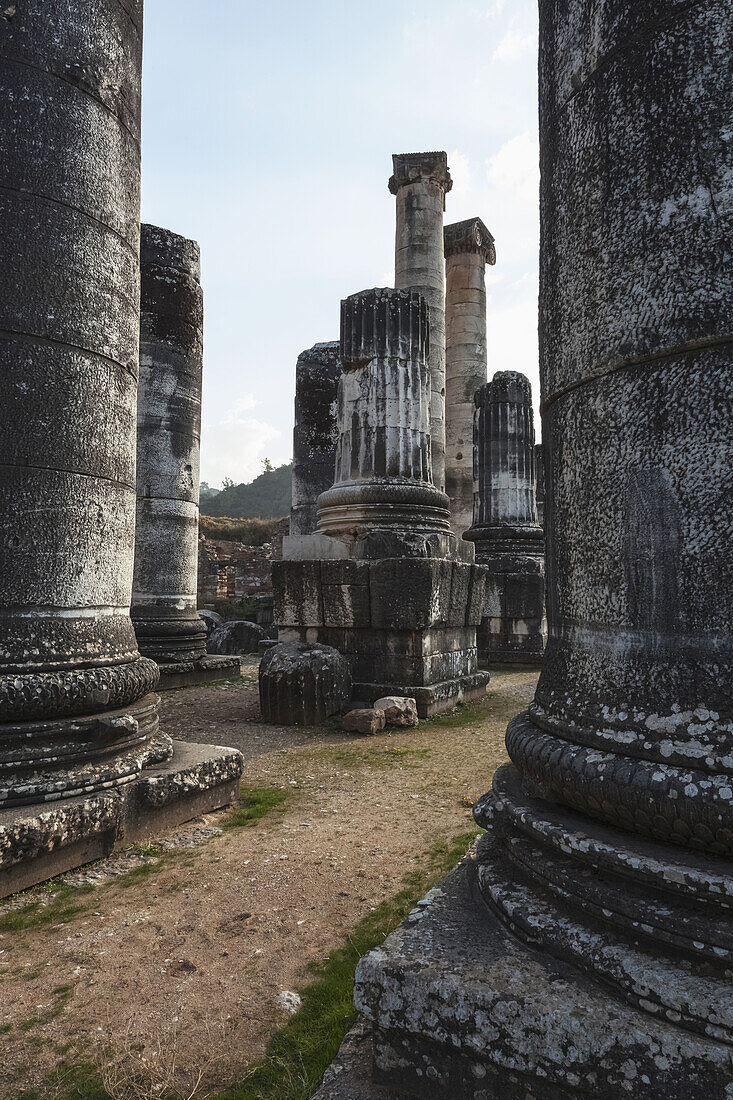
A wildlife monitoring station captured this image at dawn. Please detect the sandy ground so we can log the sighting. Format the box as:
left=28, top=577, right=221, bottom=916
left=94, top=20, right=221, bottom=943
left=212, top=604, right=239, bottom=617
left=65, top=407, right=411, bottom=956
left=0, top=663, right=537, bottom=1098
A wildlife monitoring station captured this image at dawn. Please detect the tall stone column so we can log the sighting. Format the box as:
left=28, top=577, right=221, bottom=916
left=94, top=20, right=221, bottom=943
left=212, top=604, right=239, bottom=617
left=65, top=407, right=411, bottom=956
left=465, top=372, right=545, bottom=664
left=131, top=226, right=239, bottom=687
left=0, top=3, right=243, bottom=896
left=389, top=152, right=452, bottom=494
left=0, top=0, right=161, bottom=806
left=444, top=217, right=496, bottom=535
left=289, top=342, right=341, bottom=538
left=353, top=1, right=733, bottom=1094
left=533, top=441, right=545, bottom=527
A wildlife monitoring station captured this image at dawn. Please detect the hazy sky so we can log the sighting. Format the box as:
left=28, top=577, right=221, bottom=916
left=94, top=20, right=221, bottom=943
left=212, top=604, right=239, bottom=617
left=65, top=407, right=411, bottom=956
left=141, top=0, right=540, bottom=488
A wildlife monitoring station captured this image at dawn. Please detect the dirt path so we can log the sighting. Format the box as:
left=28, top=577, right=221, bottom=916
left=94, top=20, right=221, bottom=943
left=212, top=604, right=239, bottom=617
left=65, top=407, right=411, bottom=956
left=0, top=666, right=537, bottom=1098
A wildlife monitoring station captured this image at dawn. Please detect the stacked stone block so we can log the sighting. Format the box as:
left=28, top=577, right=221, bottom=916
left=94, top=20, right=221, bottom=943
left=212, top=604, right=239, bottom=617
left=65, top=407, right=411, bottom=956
left=444, top=217, right=496, bottom=535
left=275, top=288, right=488, bottom=717
left=465, top=372, right=545, bottom=664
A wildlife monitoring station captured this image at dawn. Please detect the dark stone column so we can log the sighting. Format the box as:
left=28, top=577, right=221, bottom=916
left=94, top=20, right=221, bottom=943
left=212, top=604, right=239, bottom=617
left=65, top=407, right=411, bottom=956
left=533, top=442, right=545, bottom=527
left=131, top=225, right=208, bottom=666
left=444, top=217, right=496, bottom=536
left=465, top=372, right=545, bottom=664
left=390, top=152, right=452, bottom=494
left=0, top=0, right=162, bottom=806
left=350, top=1, right=733, bottom=1093
left=290, top=342, right=341, bottom=537
left=317, top=287, right=452, bottom=541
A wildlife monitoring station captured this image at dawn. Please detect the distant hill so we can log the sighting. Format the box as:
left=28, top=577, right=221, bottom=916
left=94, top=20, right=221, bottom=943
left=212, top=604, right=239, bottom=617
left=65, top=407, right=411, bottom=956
left=203, top=463, right=292, bottom=519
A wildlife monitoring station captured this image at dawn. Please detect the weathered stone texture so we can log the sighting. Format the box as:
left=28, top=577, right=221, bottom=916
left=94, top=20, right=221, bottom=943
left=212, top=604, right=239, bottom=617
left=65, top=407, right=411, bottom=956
left=349, top=1, right=733, bottom=1094
left=390, top=152, right=452, bottom=493
left=0, top=0, right=161, bottom=804
left=208, top=620, right=265, bottom=656
left=534, top=442, right=545, bottom=527
left=290, top=342, right=341, bottom=537
left=259, top=643, right=351, bottom=725
left=466, top=372, right=545, bottom=664
left=131, top=224, right=207, bottom=666
left=444, top=218, right=496, bottom=536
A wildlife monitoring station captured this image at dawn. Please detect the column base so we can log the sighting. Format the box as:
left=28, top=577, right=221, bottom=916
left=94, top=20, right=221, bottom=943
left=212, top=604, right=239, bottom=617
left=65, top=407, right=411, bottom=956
left=0, top=739, right=243, bottom=899
left=352, top=833, right=733, bottom=1099
left=354, top=672, right=490, bottom=718
left=156, top=655, right=242, bottom=691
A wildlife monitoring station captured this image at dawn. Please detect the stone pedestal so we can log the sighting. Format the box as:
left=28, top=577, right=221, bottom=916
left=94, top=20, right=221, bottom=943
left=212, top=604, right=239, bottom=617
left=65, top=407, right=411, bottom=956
left=0, top=1, right=242, bottom=893
left=465, top=373, right=545, bottom=665
left=390, top=152, right=452, bottom=494
left=131, top=224, right=240, bottom=689
left=274, top=288, right=489, bottom=718
left=342, top=0, right=733, bottom=1094
left=444, top=218, right=496, bottom=536
left=288, top=342, right=342, bottom=540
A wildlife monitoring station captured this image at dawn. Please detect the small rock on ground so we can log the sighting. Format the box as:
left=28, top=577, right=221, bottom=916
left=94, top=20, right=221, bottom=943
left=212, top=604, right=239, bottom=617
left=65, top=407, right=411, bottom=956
left=342, top=709, right=386, bottom=736
left=373, top=696, right=418, bottom=728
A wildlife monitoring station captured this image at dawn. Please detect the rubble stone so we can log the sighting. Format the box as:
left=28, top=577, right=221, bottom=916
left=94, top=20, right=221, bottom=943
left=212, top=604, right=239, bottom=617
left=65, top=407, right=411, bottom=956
left=342, top=709, right=386, bottom=736
left=259, top=643, right=351, bottom=726
left=208, top=620, right=266, bottom=656
left=198, top=610, right=224, bottom=636
left=373, top=697, right=418, bottom=728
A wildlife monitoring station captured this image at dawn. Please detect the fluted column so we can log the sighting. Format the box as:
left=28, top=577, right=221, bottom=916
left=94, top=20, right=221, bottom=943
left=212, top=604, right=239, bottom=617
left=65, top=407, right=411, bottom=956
left=389, top=152, right=452, bottom=494
left=131, top=225, right=207, bottom=665
left=476, top=0, right=733, bottom=1051
left=317, top=288, right=451, bottom=538
left=465, top=372, right=544, bottom=663
left=0, top=0, right=162, bottom=806
left=290, top=342, right=341, bottom=537
left=444, top=218, right=496, bottom=535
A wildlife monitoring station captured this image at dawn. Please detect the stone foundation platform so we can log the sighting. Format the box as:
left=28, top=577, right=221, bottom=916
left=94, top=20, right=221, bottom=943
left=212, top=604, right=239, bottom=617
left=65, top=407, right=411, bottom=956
left=355, top=672, right=488, bottom=718
left=351, top=835, right=733, bottom=1099
left=156, top=655, right=241, bottom=691
left=0, top=739, right=243, bottom=899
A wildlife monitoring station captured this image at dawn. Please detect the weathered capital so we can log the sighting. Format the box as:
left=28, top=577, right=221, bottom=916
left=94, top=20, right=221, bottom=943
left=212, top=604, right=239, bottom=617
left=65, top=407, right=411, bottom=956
left=444, top=217, right=496, bottom=265
left=388, top=151, right=453, bottom=198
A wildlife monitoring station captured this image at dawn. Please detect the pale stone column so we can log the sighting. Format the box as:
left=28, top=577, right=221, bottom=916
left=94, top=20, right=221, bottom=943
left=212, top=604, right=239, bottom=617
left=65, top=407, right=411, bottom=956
left=131, top=225, right=208, bottom=667
left=444, top=217, right=496, bottom=535
left=389, top=152, right=452, bottom=493
left=290, top=342, right=341, bottom=538
left=0, top=0, right=161, bottom=806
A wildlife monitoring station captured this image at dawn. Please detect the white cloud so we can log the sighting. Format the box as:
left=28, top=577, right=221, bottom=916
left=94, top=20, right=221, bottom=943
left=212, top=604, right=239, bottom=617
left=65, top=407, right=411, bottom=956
left=200, top=392, right=281, bottom=487
left=487, top=131, right=539, bottom=203
left=491, top=27, right=535, bottom=62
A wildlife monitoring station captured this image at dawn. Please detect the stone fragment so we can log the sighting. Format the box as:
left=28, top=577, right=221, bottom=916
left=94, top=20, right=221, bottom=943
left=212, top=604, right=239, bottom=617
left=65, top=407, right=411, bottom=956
left=198, top=609, right=224, bottom=636
left=390, top=152, right=453, bottom=492
left=444, top=217, right=496, bottom=535
left=208, top=620, right=265, bottom=655
left=277, top=991, right=302, bottom=1015
left=259, top=643, right=351, bottom=725
left=342, top=709, right=386, bottom=736
left=373, top=697, right=418, bottom=728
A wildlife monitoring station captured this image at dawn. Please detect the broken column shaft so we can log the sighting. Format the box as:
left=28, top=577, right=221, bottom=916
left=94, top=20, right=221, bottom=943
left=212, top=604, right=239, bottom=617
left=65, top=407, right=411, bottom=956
left=465, top=371, right=545, bottom=664
left=389, top=152, right=452, bottom=494
left=0, top=0, right=161, bottom=808
left=131, top=225, right=208, bottom=668
left=444, top=217, right=496, bottom=535
left=289, top=342, right=341, bottom=538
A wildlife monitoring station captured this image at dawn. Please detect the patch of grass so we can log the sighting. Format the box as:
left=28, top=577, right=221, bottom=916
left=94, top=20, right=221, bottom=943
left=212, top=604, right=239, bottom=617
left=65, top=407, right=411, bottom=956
left=320, top=745, right=430, bottom=770
left=422, top=695, right=495, bottom=730
left=20, top=1060, right=110, bottom=1100
left=0, top=883, right=92, bottom=935
left=224, top=785, right=290, bottom=829
left=0, top=1021, right=11, bottom=1034
left=19, top=983, right=74, bottom=1032
left=126, top=841, right=162, bottom=859
left=217, top=829, right=479, bottom=1100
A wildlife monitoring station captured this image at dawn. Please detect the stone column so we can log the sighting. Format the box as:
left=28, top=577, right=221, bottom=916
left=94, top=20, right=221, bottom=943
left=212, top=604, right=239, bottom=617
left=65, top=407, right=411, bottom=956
left=533, top=441, right=545, bottom=527
left=317, top=287, right=451, bottom=541
left=444, top=217, right=496, bottom=535
left=131, top=225, right=208, bottom=669
left=290, top=342, right=341, bottom=538
left=0, top=0, right=162, bottom=806
left=389, top=152, right=452, bottom=494
left=465, top=372, right=545, bottom=663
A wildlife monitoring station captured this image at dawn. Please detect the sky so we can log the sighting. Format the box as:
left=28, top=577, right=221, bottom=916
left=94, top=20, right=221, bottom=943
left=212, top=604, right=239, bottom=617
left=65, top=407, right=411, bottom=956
left=140, top=0, right=540, bottom=489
